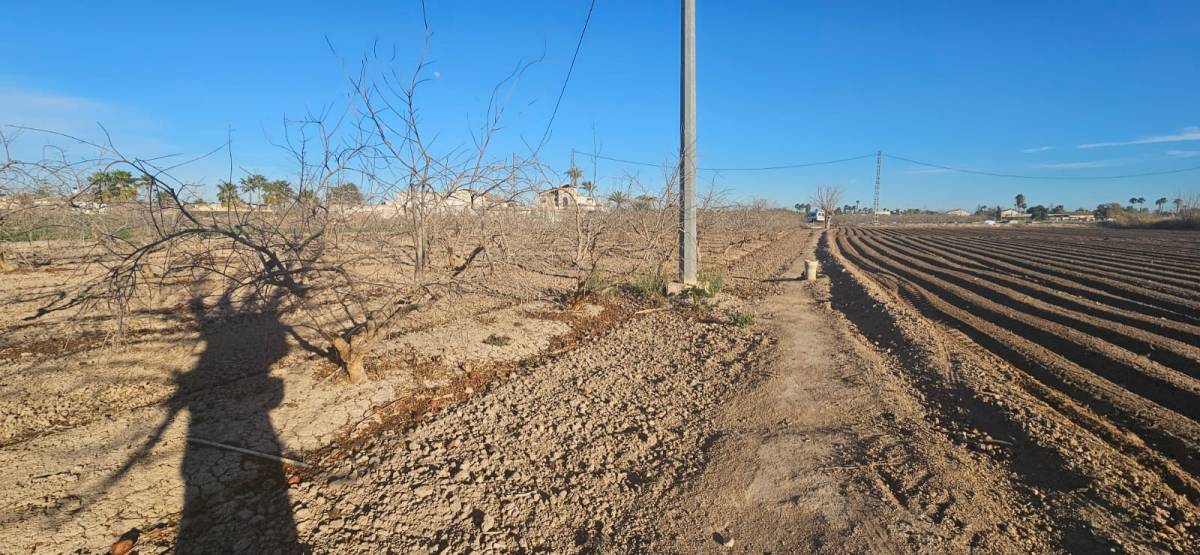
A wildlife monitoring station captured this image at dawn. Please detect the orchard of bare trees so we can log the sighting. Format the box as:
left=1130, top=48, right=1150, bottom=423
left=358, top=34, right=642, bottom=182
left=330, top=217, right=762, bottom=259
left=0, top=52, right=803, bottom=385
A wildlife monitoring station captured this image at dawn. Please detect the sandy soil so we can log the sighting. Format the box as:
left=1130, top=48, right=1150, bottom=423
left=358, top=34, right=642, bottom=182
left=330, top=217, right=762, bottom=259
left=4, top=223, right=1196, bottom=553
left=0, top=222, right=801, bottom=553
left=613, top=231, right=1053, bottom=553
left=830, top=226, right=1200, bottom=552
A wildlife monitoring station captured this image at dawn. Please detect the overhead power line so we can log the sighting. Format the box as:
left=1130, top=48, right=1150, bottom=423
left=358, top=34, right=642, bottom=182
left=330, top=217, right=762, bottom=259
left=538, top=0, right=598, bottom=148
left=572, top=150, right=1200, bottom=179
left=885, top=153, right=1200, bottom=180
left=577, top=151, right=876, bottom=172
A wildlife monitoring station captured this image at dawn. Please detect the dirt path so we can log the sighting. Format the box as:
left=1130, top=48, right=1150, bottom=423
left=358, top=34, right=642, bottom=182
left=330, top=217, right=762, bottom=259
left=612, top=231, right=1051, bottom=553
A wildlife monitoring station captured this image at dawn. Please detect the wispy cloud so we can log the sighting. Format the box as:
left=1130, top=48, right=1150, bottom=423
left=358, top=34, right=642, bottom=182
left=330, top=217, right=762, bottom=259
left=1166, top=149, right=1200, bottom=158
left=1033, top=160, right=1120, bottom=169
left=0, top=85, right=173, bottom=160
left=1021, top=146, right=1053, bottom=153
left=1077, top=126, right=1200, bottom=149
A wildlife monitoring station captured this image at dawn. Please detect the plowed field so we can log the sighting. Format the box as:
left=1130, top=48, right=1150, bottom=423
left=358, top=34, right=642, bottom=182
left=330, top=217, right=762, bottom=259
left=829, top=225, right=1200, bottom=551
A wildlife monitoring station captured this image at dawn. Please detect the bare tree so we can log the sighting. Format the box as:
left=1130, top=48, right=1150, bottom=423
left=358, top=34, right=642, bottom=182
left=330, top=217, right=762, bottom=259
left=26, top=43, right=537, bottom=384
left=0, top=129, right=91, bottom=270
left=811, top=184, right=844, bottom=230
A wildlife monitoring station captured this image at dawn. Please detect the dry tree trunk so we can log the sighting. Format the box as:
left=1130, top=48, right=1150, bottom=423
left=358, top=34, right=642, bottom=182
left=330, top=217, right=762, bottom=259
left=331, top=336, right=369, bottom=383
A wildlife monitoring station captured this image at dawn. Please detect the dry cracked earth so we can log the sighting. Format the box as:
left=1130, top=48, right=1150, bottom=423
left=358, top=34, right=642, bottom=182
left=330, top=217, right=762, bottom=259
left=4, top=225, right=1197, bottom=553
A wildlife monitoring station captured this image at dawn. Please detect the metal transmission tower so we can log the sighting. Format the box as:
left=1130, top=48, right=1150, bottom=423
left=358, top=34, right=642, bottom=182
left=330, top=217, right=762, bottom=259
left=872, top=150, right=883, bottom=225
left=679, top=0, right=698, bottom=285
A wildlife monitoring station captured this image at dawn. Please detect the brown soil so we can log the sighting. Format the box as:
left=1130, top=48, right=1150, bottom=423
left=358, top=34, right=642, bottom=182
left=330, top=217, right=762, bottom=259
left=831, top=226, right=1200, bottom=552
left=4, top=223, right=1198, bottom=553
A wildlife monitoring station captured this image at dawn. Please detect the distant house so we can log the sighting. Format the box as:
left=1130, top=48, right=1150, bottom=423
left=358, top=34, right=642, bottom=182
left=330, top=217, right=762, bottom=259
left=443, top=189, right=511, bottom=210
left=999, top=209, right=1031, bottom=220
left=186, top=202, right=226, bottom=213
left=873, top=210, right=892, bottom=216
left=536, top=185, right=602, bottom=211
left=390, top=188, right=511, bottom=213
left=944, top=208, right=970, bottom=217
left=0, top=195, right=67, bottom=210
left=1047, top=212, right=1095, bottom=222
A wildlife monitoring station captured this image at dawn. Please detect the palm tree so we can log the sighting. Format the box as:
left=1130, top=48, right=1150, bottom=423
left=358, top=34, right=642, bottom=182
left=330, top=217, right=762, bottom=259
left=607, top=191, right=630, bottom=208
left=1175, top=198, right=1185, bottom=213
left=1155, top=197, right=1168, bottom=213
left=217, top=181, right=241, bottom=208
left=240, top=174, right=269, bottom=204
left=1136, top=197, right=1147, bottom=211
left=565, top=166, right=583, bottom=188
left=1129, top=197, right=1138, bottom=208
left=1015, top=193, right=1026, bottom=210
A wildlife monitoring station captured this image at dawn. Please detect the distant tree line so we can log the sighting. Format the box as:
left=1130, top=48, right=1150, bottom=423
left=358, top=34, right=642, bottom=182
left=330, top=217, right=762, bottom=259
left=83, top=170, right=367, bottom=209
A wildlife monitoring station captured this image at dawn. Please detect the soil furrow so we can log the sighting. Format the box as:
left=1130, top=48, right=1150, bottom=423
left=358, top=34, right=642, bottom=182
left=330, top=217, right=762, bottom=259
left=919, top=228, right=1200, bottom=269
left=841, top=234, right=1200, bottom=423
left=860, top=232, right=1200, bottom=378
left=881, top=229, right=1200, bottom=328
left=929, top=234, right=1200, bottom=297
left=947, top=228, right=1200, bottom=261
left=877, top=230, right=1200, bottom=323
left=832, top=232, right=1200, bottom=496
left=875, top=230, right=1200, bottom=345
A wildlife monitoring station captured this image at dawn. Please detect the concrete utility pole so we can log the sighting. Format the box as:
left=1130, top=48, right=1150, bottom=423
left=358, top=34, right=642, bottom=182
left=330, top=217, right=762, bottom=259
left=679, top=0, right=698, bottom=285
left=872, top=150, right=883, bottom=225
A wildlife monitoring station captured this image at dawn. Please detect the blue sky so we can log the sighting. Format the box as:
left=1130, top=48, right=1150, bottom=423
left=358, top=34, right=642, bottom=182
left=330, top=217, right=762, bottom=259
left=2, top=1, right=1198, bottom=210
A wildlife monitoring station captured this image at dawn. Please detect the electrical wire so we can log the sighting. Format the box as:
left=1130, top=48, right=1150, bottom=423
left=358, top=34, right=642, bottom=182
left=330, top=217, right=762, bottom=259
left=885, top=153, right=1200, bottom=180
left=572, top=150, right=1200, bottom=179
left=578, top=151, right=876, bottom=172
left=538, top=0, right=598, bottom=148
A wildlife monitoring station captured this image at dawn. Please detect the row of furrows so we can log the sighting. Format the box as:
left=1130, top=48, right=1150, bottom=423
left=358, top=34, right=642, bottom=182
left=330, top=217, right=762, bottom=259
left=931, top=228, right=1200, bottom=268
left=870, top=230, right=1200, bottom=348
left=853, top=231, right=1200, bottom=381
left=940, top=233, right=1200, bottom=280
left=892, top=230, right=1200, bottom=297
left=955, top=228, right=1200, bottom=259
left=839, top=230, right=1200, bottom=422
left=848, top=228, right=1200, bottom=326
left=832, top=230, right=1200, bottom=497
left=1026, top=236, right=1200, bottom=270
left=877, top=229, right=1200, bottom=327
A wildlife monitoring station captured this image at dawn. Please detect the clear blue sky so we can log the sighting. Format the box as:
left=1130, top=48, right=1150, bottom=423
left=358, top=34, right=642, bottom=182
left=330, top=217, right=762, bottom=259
left=2, top=1, right=1198, bottom=210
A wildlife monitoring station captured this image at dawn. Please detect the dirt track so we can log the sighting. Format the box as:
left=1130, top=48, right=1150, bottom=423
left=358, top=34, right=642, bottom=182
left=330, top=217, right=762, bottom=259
left=831, top=226, right=1200, bottom=552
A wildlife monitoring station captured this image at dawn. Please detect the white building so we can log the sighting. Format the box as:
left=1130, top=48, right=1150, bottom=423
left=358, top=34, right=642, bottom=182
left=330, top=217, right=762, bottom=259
left=536, top=185, right=602, bottom=211
left=390, top=188, right=512, bottom=213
